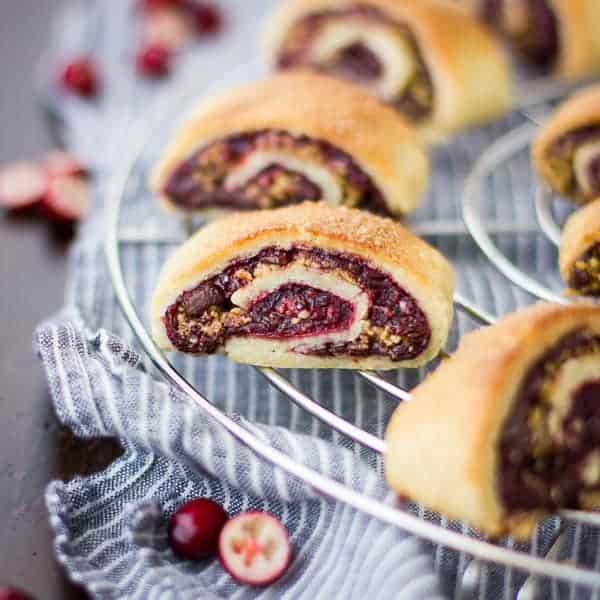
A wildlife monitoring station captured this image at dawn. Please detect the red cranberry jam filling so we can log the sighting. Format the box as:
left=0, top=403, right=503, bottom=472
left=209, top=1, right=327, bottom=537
left=549, top=126, right=600, bottom=197
left=500, top=330, right=600, bottom=514
left=483, top=0, right=558, bottom=68
left=276, top=5, right=433, bottom=121
left=164, top=245, right=431, bottom=359
left=164, top=130, right=387, bottom=214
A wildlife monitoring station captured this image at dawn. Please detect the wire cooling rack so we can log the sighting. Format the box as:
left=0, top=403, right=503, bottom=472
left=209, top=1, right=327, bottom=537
left=464, top=120, right=599, bottom=306
left=102, top=65, right=600, bottom=598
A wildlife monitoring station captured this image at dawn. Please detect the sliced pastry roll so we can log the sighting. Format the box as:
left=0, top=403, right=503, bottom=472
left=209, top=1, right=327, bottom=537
left=532, top=85, right=600, bottom=203
left=151, top=72, right=428, bottom=217
left=151, top=203, right=455, bottom=370
left=479, top=0, right=600, bottom=77
left=264, top=0, right=512, bottom=141
left=386, top=303, right=600, bottom=539
left=560, top=199, right=600, bottom=296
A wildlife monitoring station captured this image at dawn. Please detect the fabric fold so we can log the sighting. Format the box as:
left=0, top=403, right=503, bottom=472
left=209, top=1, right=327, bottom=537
left=36, top=317, right=441, bottom=599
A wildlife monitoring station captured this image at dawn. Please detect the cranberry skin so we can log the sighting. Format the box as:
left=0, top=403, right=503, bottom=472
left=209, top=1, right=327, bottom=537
left=136, top=43, right=172, bottom=78
left=188, top=2, right=223, bottom=35
left=138, top=0, right=183, bottom=12
left=0, top=587, right=34, bottom=600
left=168, top=498, right=229, bottom=559
left=59, top=57, right=99, bottom=97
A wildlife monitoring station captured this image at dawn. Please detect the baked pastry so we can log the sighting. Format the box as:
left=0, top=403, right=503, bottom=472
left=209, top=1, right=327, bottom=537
left=560, top=199, right=600, bottom=296
left=151, top=203, right=455, bottom=370
left=385, top=302, right=600, bottom=539
left=475, top=0, right=600, bottom=77
left=151, top=72, right=428, bottom=217
left=264, top=0, right=512, bottom=142
left=532, top=85, right=600, bottom=203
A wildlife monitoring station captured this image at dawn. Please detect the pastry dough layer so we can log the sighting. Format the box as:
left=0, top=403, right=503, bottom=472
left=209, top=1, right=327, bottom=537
left=559, top=198, right=600, bottom=293
left=532, top=85, right=600, bottom=203
left=458, top=0, right=600, bottom=77
left=152, top=203, right=455, bottom=369
left=151, top=72, right=428, bottom=216
left=550, top=0, right=600, bottom=78
left=385, top=302, right=600, bottom=538
left=264, top=0, right=513, bottom=142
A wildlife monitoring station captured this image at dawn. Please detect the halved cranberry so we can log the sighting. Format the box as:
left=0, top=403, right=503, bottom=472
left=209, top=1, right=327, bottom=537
left=218, top=511, right=292, bottom=586
left=138, top=0, right=184, bottom=12
left=168, top=498, right=229, bottom=559
left=41, top=175, right=92, bottom=223
left=187, top=2, right=223, bottom=35
left=136, top=43, right=172, bottom=77
left=141, top=7, right=194, bottom=50
left=44, top=151, right=88, bottom=179
left=0, top=162, right=47, bottom=212
left=0, top=586, right=34, bottom=600
left=59, top=57, right=100, bottom=97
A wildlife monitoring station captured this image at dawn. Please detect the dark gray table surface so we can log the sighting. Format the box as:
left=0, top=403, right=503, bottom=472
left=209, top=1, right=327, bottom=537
left=0, top=3, right=122, bottom=598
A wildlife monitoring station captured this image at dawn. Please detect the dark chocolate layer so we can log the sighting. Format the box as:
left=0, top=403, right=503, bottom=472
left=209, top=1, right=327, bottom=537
left=548, top=126, right=600, bottom=197
left=483, top=0, right=558, bottom=68
left=569, top=242, right=600, bottom=296
left=500, top=330, right=600, bottom=513
left=276, top=4, right=433, bottom=121
left=164, top=245, right=431, bottom=360
left=164, top=130, right=388, bottom=214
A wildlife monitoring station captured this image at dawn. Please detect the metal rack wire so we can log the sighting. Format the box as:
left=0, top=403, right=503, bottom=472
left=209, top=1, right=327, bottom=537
left=104, top=75, right=600, bottom=596
left=463, top=121, right=600, bottom=307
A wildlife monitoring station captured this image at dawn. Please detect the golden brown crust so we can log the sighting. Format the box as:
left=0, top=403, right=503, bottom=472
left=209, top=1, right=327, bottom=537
left=559, top=199, right=600, bottom=287
left=151, top=202, right=455, bottom=369
left=532, top=85, right=600, bottom=203
left=151, top=72, right=429, bottom=216
left=550, top=0, right=600, bottom=78
left=264, top=0, right=513, bottom=141
left=385, top=302, right=600, bottom=538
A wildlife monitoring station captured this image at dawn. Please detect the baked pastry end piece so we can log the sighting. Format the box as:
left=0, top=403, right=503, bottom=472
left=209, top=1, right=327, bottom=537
left=151, top=72, right=429, bottom=218
left=532, top=85, right=600, bottom=203
left=151, top=202, right=455, bottom=370
left=385, top=302, right=600, bottom=538
left=560, top=199, right=600, bottom=296
left=479, top=0, right=600, bottom=78
left=265, top=0, right=512, bottom=142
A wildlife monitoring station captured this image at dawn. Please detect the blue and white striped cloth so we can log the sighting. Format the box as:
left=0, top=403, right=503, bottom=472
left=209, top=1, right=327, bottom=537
left=34, top=1, right=597, bottom=598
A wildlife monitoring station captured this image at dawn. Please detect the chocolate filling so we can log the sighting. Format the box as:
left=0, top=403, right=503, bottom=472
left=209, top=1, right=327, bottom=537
left=276, top=4, right=434, bottom=121
left=547, top=126, right=600, bottom=197
left=500, top=330, right=600, bottom=514
left=569, top=242, right=600, bottom=296
left=328, top=42, right=383, bottom=81
left=164, top=245, right=431, bottom=360
left=164, top=130, right=388, bottom=214
left=483, top=0, right=558, bottom=68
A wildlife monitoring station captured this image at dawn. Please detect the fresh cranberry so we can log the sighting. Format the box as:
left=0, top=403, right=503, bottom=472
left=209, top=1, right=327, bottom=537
left=136, top=43, right=172, bottom=78
left=168, top=498, right=229, bottom=559
left=0, top=587, right=34, bottom=600
left=138, top=0, right=183, bottom=12
left=59, top=57, right=100, bottom=97
left=188, top=2, right=223, bottom=35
